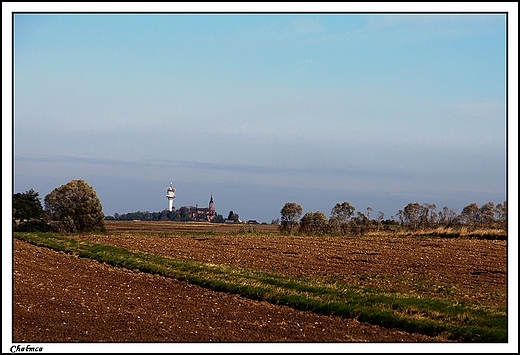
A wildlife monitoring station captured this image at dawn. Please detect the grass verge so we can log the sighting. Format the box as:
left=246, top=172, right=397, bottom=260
left=15, top=232, right=507, bottom=342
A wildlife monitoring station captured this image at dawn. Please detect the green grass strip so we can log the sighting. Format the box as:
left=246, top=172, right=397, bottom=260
left=15, top=232, right=507, bottom=342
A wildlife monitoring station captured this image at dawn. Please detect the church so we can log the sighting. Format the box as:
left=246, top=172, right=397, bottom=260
left=187, top=195, right=217, bottom=222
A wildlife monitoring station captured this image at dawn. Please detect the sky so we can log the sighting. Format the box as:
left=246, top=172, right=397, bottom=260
left=6, top=3, right=518, bottom=226
left=9, top=7, right=513, bottom=224
left=3, top=3, right=519, bottom=354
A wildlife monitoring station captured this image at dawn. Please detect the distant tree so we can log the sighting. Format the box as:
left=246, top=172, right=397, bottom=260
left=44, top=179, right=105, bottom=233
left=13, top=189, right=44, bottom=222
left=13, top=189, right=49, bottom=232
left=438, top=206, right=458, bottom=227
left=329, top=202, right=355, bottom=235
left=495, top=201, right=507, bottom=227
left=401, top=202, right=423, bottom=230
left=422, top=203, right=437, bottom=227
left=178, top=206, right=193, bottom=221
left=211, top=214, right=225, bottom=223
left=280, top=202, right=302, bottom=233
left=366, top=206, right=373, bottom=220
left=170, top=209, right=181, bottom=221
left=399, top=202, right=437, bottom=229
left=299, top=212, right=314, bottom=234
left=352, top=211, right=370, bottom=236
left=151, top=211, right=163, bottom=220
left=376, top=211, right=385, bottom=231
left=459, top=203, right=480, bottom=226
left=299, top=211, right=328, bottom=235
left=270, top=218, right=280, bottom=225
left=118, top=210, right=154, bottom=221
left=159, top=209, right=170, bottom=221
left=479, top=202, right=495, bottom=225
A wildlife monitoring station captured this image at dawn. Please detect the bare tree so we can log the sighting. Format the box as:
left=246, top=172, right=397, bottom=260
left=376, top=211, right=385, bottom=231
left=438, top=206, right=457, bottom=227
left=329, top=202, right=356, bottom=235
left=423, top=203, right=437, bottom=227
left=366, top=206, right=373, bottom=220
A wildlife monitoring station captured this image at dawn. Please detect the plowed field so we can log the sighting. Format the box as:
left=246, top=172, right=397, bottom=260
left=13, top=221, right=508, bottom=346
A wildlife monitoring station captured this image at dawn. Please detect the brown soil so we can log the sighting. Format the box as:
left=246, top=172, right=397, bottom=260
left=75, top=224, right=507, bottom=308
left=13, top=239, right=444, bottom=344
left=12, top=222, right=507, bottom=344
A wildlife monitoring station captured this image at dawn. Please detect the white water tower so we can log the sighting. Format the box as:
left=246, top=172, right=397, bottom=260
left=166, top=182, right=176, bottom=211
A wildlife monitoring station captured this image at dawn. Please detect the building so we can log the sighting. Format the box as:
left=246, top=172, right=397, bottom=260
left=166, top=183, right=176, bottom=212
left=186, top=195, right=217, bottom=222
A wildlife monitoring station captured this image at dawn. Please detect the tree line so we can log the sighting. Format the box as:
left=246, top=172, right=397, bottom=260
left=279, top=200, right=507, bottom=236
left=107, top=209, right=243, bottom=223
left=13, top=179, right=506, bottom=236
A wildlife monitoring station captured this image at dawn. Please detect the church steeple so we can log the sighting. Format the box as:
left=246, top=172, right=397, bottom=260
left=209, top=194, right=214, bottom=211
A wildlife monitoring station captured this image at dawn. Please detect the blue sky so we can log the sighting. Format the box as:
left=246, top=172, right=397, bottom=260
left=7, top=7, right=514, bottom=224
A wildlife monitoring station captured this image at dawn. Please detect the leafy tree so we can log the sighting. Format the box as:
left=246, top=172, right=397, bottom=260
left=13, top=189, right=49, bottom=232
left=159, top=209, right=170, bottom=221
left=211, top=214, right=225, bottom=223
left=170, top=209, right=182, bottom=221
left=299, top=211, right=328, bottom=235
left=115, top=210, right=153, bottom=221
left=329, top=202, right=355, bottom=235
left=13, top=188, right=44, bottom=221
left=352, top=211, right=370, bottom=236
left=178, top=206, right=193, bottom=221
left=44, top=179, right=105, bottom=233
left=280, top=202, right=302, bottom=233
left=299, top=212, right=313, bottom=234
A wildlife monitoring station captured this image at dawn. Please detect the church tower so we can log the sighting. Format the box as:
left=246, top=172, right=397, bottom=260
left=209, top=194, right=214, bottom=212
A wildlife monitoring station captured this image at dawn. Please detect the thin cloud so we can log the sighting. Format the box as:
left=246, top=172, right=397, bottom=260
left=15, top=154, right=402, bottom=180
